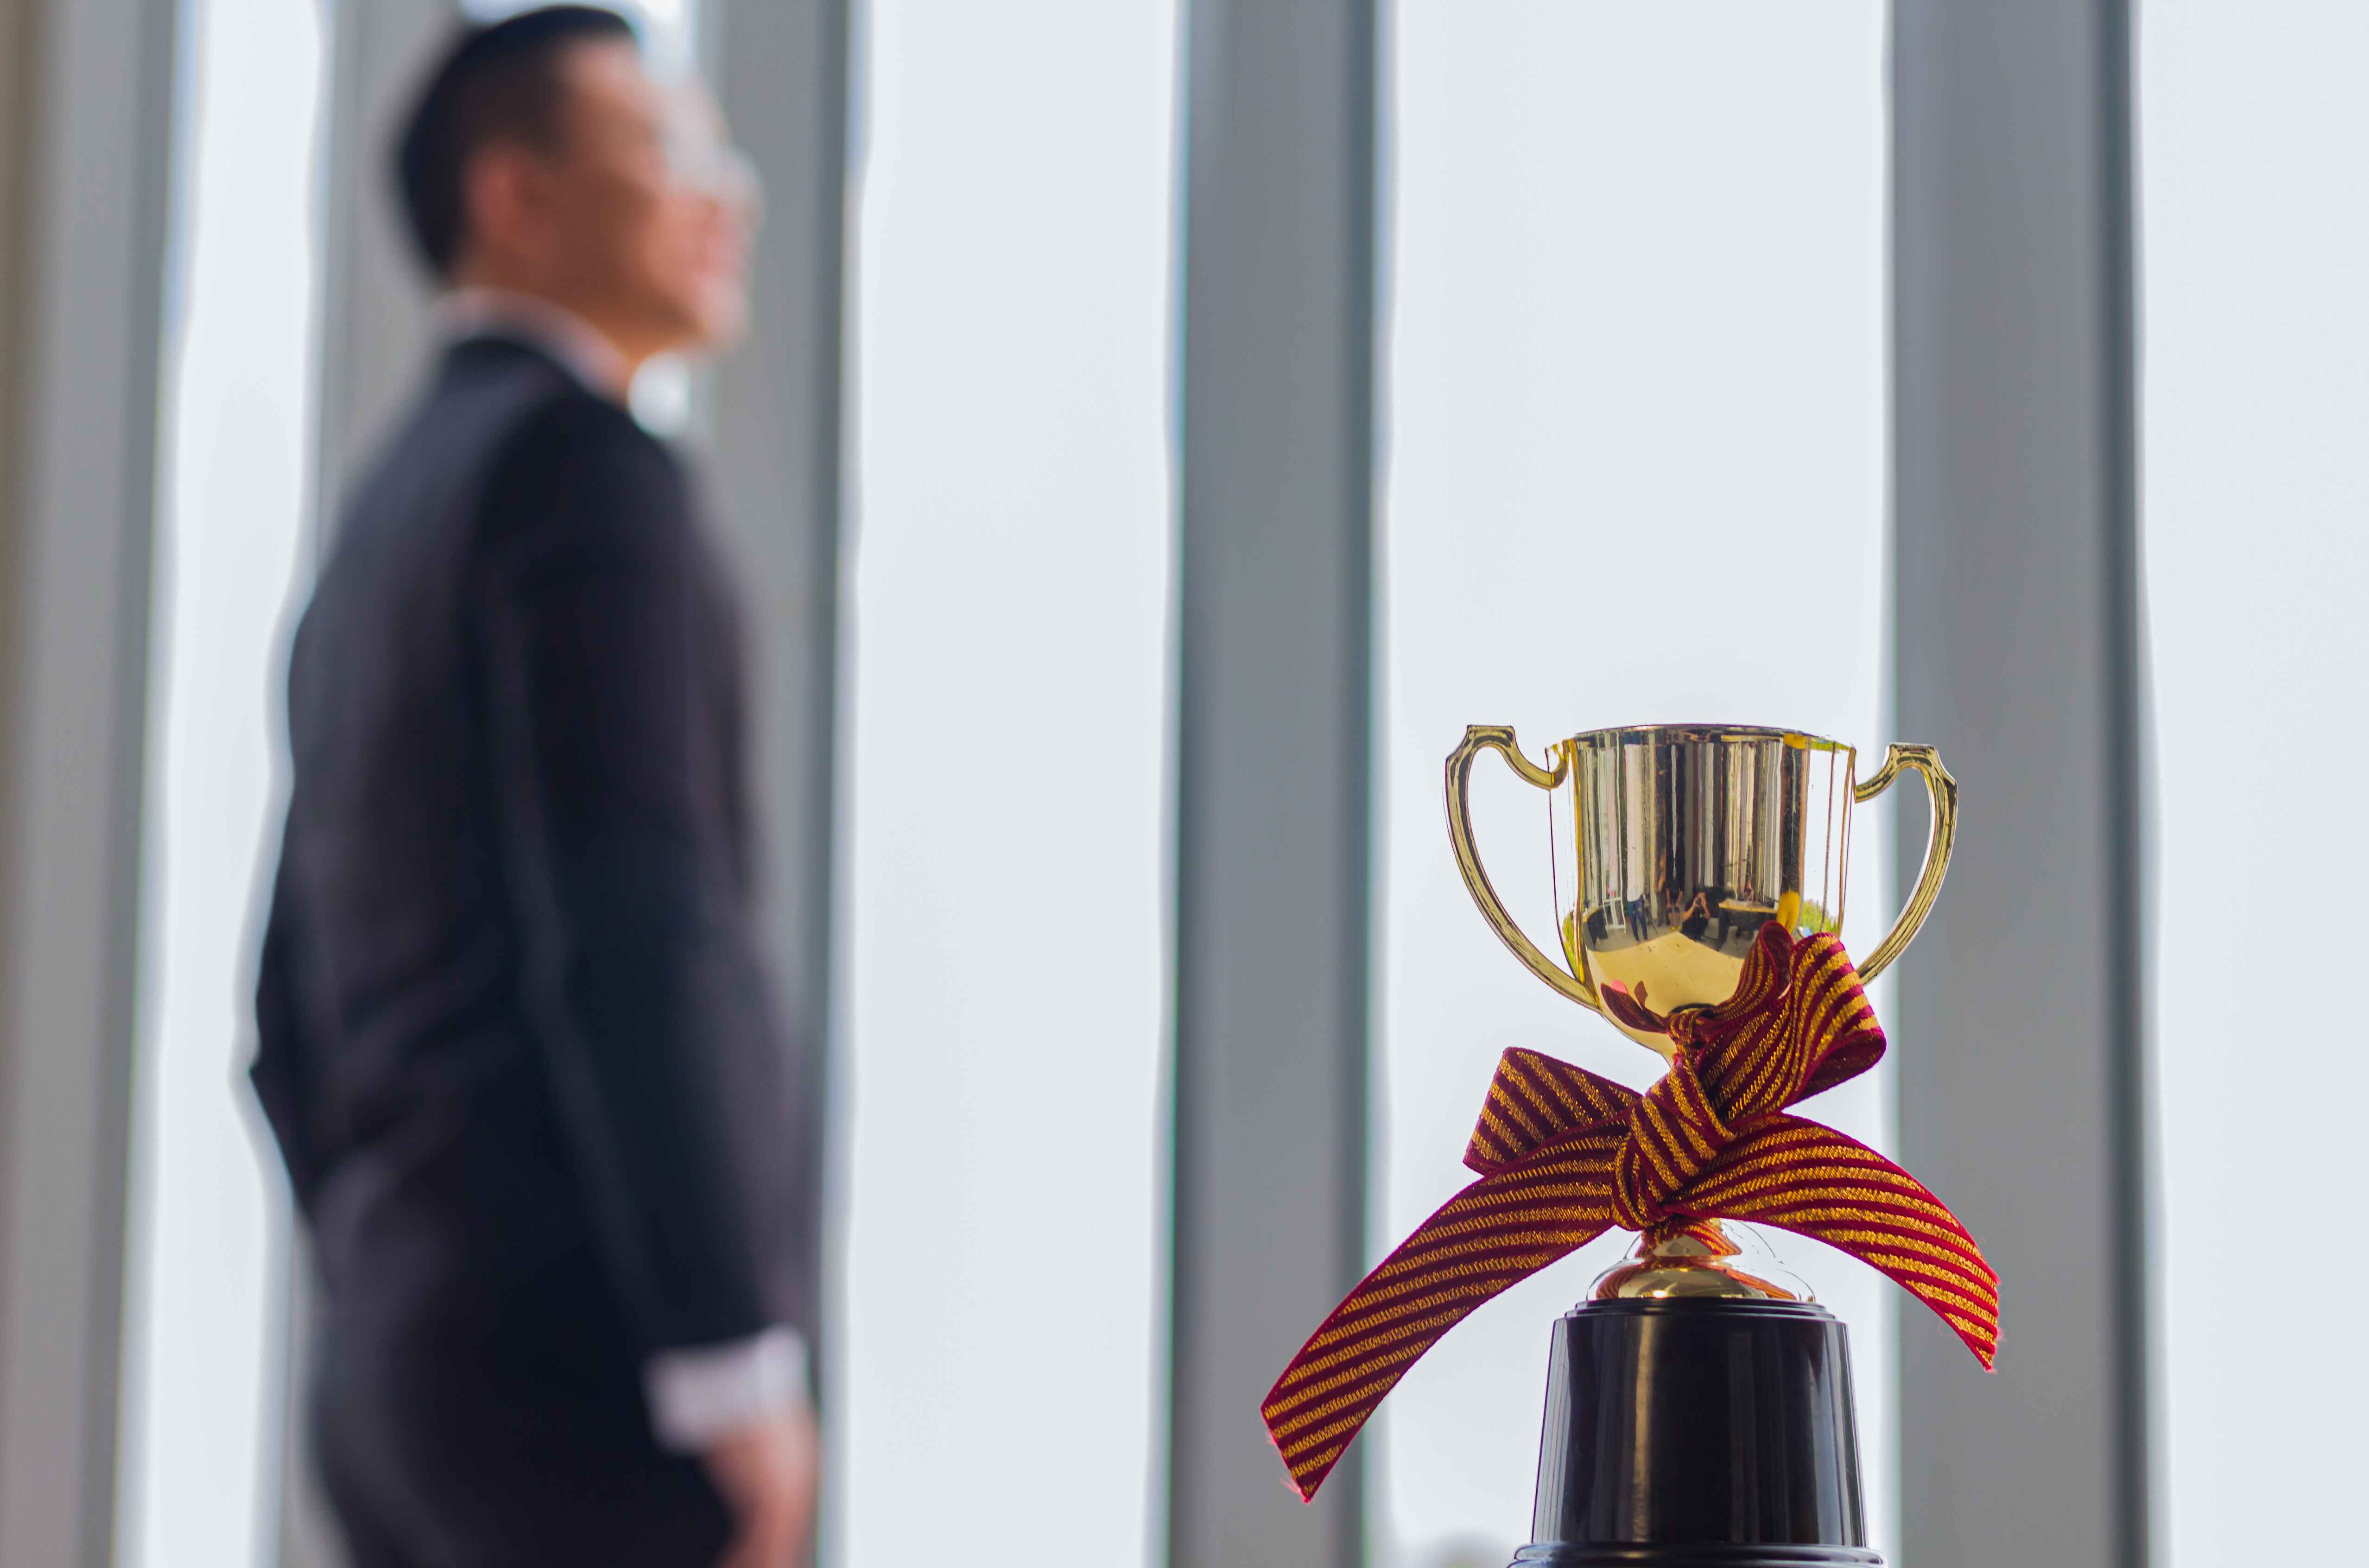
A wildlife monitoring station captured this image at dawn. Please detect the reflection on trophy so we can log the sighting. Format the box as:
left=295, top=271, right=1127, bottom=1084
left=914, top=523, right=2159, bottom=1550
left=1447, top=722, right=1955, bottom=1300
left=1263, top=723, right=1997, bottom=1568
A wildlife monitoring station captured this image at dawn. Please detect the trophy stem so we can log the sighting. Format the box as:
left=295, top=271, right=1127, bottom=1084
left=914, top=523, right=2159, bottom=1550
left=1591, top=1219, right=1801, bottom=1301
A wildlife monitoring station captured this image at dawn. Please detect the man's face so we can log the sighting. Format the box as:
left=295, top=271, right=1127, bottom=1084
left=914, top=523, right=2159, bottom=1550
left=513, top=38, right=755, bottom=357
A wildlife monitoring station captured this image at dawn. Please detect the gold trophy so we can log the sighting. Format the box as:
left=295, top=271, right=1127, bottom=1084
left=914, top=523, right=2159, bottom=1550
left=1445, top=722, right=1957, bottom=1297
left=1263, top=721, right=1993, bottom=1565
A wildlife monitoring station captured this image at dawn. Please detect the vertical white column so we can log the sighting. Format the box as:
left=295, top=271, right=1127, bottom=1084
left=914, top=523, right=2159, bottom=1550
left=314, top=0, right=456, bottom=518
left=1169, top=3, right=1376, bottom=1565
left=0, top=0, right=182, bottom=1563
left=1891, top=3, right=2147, bottom=1565
left=701, top=0, right=848, bottom=1375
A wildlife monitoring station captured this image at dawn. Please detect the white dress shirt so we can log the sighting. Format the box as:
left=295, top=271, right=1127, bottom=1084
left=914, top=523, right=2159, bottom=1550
left=439, top=285, right=810, bottom=1452
left=437, top=286, right=633, bottom=399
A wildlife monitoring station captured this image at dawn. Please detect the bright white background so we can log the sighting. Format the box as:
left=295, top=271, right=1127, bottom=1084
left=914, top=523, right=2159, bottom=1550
left=133, top=6, right=2369, bottom=1566
left=835, top=3, right=1176, bottom=1565
left=117, top=0, right=325, bottom=1561
left=1375, top=6, right=1895, bottom=1564
left=2140, top=6, right=2369, bottom=1564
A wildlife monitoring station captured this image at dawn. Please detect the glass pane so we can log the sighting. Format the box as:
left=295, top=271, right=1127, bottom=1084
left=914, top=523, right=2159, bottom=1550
left=1377, top=5, right=1892, bottom=1563
left=116, top=1, right=327, bottom=1563
left=837, top=4, right=1176, bottom=1565
left=2141, top=7, right=2369, bottom=1563
left=464, top=0, right=700, bottom=71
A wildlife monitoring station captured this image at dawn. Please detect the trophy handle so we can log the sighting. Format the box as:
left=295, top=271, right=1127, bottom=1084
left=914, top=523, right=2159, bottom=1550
left=1445, top=725, right=1603, bottom=1013
left=1850, top=743, right=1960, bottom=983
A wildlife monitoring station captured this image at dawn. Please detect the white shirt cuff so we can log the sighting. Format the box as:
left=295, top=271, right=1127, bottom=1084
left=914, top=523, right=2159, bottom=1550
left=642, top=1326, right=811, bottom=1453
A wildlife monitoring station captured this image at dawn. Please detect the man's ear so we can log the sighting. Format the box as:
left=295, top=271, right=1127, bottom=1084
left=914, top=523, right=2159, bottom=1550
left=458, top=142, right=548, bottom=273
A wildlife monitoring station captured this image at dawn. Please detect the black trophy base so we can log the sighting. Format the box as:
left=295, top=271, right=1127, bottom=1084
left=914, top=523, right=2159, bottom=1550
left=1510, top=1548, right=1879, bottom=1566
left=1509, top=1298, right=1880, bottom=1568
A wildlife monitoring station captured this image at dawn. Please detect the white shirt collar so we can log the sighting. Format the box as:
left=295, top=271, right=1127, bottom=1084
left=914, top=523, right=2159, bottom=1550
left=436, top=287, right=633, bottom=401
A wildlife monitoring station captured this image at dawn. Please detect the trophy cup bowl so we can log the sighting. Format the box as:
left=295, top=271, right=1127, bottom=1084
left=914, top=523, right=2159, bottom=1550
left=1448, top=721, right=1956, bottom=1298
left=1448, top=722, right=1956, bottom=1062
left=1444, top=722, right=1957, bottom=1566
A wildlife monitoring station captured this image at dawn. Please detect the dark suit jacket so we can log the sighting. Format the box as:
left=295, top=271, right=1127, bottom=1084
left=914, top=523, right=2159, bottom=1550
left=253, top=336, right=812, bottom=1412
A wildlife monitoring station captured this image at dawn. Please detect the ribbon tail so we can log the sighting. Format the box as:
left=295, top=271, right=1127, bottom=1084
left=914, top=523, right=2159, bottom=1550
left=1678, top=1116, right=2001, bottom=1369
left=1261, top=1128, right=1623, bottom=1501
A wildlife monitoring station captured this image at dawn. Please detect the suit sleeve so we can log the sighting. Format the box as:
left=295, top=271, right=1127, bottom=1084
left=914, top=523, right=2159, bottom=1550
left=472, top=397, right=788, bottom=1356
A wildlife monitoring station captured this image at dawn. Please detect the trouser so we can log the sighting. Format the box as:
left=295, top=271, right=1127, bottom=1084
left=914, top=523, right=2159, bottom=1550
left=310, top=1239, right=732, bottom=1568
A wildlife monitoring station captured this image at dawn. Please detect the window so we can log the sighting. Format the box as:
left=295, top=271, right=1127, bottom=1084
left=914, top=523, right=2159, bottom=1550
left=1376, top=6, right=1893, bottom=1562
left=836, top=4, right=1177, bottom=1562
left=2141, top=6, right=2369, bottom=1562
left=116, top=2, right=327, bottom=1564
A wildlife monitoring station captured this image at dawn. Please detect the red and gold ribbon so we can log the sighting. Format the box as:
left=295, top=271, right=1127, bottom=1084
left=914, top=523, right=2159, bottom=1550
left=1261, top=924, right=1998, bottom=1503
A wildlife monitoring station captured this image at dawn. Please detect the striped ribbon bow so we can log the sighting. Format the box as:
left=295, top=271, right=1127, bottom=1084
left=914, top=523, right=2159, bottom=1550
left=1261, top=923, right=1998, bottom=1502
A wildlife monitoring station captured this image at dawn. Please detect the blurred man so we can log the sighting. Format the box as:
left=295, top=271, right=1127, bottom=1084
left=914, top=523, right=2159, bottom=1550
left=250, top=9, right=815, bottom=1565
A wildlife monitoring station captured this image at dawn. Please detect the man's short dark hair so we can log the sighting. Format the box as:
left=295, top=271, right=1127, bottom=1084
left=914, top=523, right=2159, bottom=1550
left=395, top=6, right=637, bottom=278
